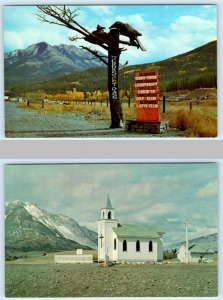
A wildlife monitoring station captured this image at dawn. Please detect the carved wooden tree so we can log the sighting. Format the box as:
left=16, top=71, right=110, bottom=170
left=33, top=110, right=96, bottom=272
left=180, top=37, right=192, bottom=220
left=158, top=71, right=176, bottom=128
left=36, top=5, right=145, bottom=128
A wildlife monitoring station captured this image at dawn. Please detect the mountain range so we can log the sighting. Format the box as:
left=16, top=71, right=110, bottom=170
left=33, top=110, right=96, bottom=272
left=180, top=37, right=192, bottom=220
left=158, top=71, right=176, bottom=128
left=5, top=200, right=97, bottom=255
left=5, top=40, right=217, bottom=94
left=5, top=42, right=104, bottom=87
left=5, top=200, right=217, bottom=259
left=165, top=233, right=218, bottom=253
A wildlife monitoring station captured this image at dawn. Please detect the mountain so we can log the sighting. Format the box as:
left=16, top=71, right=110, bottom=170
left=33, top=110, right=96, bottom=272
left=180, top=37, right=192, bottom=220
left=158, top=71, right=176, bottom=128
left=5, top=40, right=217, bottom=94
left=5, top=200, right=97, bottom=255
left=165, top=233, right=218, bottom=253
left=4, top=42, right=105, bottom=86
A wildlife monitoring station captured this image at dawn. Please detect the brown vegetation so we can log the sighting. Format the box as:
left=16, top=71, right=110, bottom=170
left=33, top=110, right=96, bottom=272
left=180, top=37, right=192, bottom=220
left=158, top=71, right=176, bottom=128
left=16, top=87, right=217, bottom=137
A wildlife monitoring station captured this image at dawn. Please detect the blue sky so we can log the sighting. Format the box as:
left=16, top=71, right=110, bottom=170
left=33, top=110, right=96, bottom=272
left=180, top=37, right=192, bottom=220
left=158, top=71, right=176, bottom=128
left=5, top=163, right=218, bottom=245
left=3, top=5, right=217, bottom=64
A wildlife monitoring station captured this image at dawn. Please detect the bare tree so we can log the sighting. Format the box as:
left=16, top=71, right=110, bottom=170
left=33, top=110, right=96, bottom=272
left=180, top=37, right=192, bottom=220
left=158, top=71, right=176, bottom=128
left=36, top=5, right=145, bottom=128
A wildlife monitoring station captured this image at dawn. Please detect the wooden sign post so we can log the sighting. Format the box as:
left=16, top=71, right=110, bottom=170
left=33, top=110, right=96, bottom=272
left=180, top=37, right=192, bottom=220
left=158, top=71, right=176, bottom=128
left=107, top=28, right=123, bottom=128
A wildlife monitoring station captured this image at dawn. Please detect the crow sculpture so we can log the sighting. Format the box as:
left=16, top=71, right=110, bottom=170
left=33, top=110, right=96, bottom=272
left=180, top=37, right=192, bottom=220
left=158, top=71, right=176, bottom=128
left=110, top=21, right=146, bottom=51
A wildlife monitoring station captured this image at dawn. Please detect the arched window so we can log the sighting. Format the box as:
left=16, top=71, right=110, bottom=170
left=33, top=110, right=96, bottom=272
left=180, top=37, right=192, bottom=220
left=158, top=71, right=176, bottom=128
left=136, top=240, right=140, bottom=252
left=108, top=211, right=111, bottom=219
left=114, top=238, right=116, bottom=250
left=123, top=240, right=127, bottom=251
left=149, top=240, right=153, bottom=252
left=102, top=211, right=105, bottom=219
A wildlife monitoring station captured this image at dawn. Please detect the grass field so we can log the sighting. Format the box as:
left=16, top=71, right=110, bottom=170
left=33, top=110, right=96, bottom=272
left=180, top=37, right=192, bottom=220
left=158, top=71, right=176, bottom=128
left=5, top=250, right=218, bottom=297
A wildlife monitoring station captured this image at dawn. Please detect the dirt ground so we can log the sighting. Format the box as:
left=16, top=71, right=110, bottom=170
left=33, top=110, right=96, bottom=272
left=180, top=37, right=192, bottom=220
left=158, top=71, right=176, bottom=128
left=5, top=102, right=184, bottom=138
left=5, top=262, right=217, bottom=297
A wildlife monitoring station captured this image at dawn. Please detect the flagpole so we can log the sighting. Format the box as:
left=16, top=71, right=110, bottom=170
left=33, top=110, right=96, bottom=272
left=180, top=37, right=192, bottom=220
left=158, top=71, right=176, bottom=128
left=185, top=221, right=189, bottom=263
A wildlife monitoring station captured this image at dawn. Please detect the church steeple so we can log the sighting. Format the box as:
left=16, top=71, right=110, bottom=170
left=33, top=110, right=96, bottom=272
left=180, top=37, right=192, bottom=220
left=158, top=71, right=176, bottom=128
left=106, top=194, right=112, bottom=209
left=100, top=194, right=115, bottom=220
left=97, top=195, right=118, bottom=263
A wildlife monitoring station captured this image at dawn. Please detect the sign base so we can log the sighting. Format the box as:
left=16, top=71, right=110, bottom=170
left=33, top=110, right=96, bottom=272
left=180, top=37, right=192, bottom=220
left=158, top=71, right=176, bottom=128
left=125, top=120, right=169, bottom=134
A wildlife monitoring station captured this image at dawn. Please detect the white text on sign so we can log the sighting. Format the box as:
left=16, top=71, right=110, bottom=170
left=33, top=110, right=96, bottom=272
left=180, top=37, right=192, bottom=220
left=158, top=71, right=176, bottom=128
left=135, top=82, right=158, bottom=87
left=136, top=104, right=159, bottom=108
left=135, top=76, right=158, bottom=80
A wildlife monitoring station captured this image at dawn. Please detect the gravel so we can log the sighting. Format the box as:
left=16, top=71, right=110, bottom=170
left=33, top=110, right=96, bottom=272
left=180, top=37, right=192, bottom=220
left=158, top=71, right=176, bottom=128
left=5, top=262, right=217, bottom=297
left=5, top=102, right=183, bottom=138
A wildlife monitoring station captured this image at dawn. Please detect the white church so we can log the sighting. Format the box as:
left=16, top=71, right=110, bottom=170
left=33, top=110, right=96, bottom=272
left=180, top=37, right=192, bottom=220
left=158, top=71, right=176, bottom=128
left=97, top=196, right=164, bottom=263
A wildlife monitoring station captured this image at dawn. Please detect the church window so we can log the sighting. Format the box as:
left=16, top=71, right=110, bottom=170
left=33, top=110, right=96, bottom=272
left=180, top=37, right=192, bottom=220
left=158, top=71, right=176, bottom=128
left=136, top=240, right=140, bottom=251
left=123, top=240, right=127, bottom=251
left=114, top=238, right=116, bottom=250
left=108, top=211, right=111, bottom=219
left=102, top=211, right=105, bottom=219
left=149, top=240, right=153, bottom=252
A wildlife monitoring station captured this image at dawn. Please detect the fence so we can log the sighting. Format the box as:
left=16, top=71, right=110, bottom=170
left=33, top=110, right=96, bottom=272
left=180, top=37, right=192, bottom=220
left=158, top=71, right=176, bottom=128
left=23, top=96, right=196, bottom=112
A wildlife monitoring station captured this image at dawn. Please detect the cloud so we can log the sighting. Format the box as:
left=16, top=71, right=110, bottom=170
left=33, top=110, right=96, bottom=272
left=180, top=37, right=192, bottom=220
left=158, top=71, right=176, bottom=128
left=167, top=218, right=179, bottom=223
left=170, top=15, right=216, bottom=32
left=196, top=180, right=217, bottom=199
left=4, top=26, right=74, bottom=52
left=87, top=6, right=114, bottom=16
left=5, top=163, right=218, bottom=244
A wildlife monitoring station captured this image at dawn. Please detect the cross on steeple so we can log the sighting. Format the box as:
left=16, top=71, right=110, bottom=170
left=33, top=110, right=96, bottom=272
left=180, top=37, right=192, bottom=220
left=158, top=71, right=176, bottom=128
left=99, top=233, right=104, bottom=248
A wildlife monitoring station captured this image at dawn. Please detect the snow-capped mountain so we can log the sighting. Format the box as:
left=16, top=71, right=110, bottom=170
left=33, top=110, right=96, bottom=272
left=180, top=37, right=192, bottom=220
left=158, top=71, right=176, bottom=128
left=5, top=200, right=97, bottom=254
left=4, top=42, right=105, bottom=84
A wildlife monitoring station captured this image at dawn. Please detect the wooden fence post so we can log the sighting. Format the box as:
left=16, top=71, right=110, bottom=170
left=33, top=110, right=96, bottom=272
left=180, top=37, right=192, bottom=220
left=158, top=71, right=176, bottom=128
left=163, top=96, right=166, bottom=113
left=190, top=101, right=193, bottom=111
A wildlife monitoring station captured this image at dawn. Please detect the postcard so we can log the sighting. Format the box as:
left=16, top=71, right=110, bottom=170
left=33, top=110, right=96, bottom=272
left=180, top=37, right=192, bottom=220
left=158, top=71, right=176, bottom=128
left=3, top=4, right=217, bottom=138
left=5, top=162, right=218, bottom=296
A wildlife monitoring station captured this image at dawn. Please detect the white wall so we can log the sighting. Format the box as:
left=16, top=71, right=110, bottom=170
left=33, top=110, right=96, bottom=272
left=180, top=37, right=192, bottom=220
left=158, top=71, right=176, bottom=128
left=97, top=219, right=118, bottom=262
left=177, top=245, right=215, bottom=263
left=157, top=238, right=164, bottom=261
left=117, top=238, right=159, bottom=262
left=54, top=255, right=93, bottom=263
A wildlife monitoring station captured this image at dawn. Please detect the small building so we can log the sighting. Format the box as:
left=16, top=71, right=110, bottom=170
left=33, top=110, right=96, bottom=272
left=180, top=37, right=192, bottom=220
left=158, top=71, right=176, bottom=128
left=177, top=244, right=215, bottom=263
left=97, top=196, right=164, bottom=263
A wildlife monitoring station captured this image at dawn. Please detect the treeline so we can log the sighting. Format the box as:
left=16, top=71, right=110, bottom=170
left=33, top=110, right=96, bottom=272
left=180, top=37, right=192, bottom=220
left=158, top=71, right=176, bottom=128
left=164, top=72, right=217, bottom=92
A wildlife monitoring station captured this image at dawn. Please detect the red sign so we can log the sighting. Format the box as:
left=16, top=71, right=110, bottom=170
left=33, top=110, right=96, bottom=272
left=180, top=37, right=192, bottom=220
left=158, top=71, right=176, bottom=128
left=135, top=71, right=160, bottom=122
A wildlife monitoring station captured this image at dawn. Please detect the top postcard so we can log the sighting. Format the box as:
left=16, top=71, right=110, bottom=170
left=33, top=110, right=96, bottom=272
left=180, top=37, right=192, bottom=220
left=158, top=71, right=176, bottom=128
left=4, top=5, right=217, bottom=138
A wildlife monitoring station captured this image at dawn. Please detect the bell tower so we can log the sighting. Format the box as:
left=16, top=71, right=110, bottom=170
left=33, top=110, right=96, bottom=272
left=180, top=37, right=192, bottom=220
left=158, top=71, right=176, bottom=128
left=100, top=194, right=115, bottom=220
left=97, top=195, right=118, bottom=262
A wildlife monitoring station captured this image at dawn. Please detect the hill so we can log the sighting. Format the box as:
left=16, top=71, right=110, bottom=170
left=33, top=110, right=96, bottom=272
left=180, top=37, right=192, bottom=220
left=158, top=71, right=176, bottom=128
left=6, top=40, right=217, bottom=94
left=5, top=200, right=97, bottom=256
left=165, top=233, right=218, bottom=253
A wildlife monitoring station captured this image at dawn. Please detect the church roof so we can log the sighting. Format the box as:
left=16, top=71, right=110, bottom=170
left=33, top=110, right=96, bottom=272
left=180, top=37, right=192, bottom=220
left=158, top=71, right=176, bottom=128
left=113, top=224, right=164, bottom=239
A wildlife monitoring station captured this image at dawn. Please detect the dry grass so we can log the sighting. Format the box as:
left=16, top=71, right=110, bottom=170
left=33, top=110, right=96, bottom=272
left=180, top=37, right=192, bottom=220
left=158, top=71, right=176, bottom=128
left=17, top=98, right=217, bottom=137
left=161, top=99, right=217, bottom=137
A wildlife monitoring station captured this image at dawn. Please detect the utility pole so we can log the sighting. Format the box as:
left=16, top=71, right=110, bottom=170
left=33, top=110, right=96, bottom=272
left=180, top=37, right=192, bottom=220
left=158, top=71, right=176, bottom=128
left=185, top=221, right=189, bottom=263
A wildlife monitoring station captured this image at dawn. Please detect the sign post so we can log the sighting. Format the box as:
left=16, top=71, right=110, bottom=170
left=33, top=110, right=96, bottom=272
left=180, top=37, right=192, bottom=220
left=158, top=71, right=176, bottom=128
left=125, top=70, right=169, bottom=134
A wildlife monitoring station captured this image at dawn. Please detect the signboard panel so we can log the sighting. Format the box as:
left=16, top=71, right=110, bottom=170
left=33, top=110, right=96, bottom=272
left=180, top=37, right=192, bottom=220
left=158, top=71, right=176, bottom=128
left=135, top=71, right=160, bottom=122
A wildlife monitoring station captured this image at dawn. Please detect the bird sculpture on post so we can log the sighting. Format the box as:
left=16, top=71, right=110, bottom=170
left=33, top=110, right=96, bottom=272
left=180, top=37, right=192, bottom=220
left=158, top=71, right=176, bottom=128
left=84, top=24, right=109, bottom=46
left=110, top=21, right=146, bottom=51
